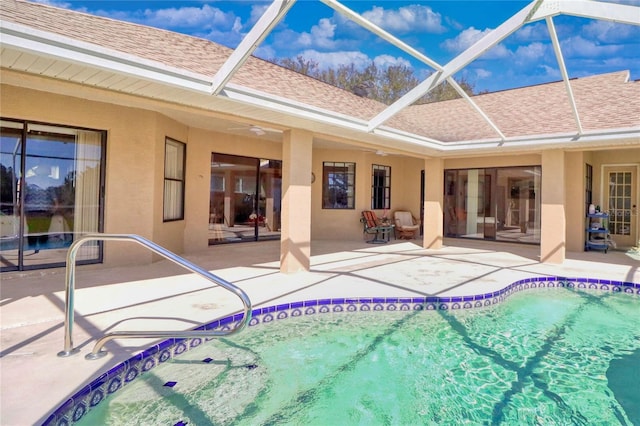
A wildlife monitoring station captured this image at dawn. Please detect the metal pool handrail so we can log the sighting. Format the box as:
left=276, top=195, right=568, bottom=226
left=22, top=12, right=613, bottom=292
left=57, top=234, right=252, bottom=360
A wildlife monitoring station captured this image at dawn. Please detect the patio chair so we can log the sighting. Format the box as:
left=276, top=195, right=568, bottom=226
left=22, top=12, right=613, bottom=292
left=394, top=211, right=420, bottom=239
left=361, top=210, right=394, bottom=244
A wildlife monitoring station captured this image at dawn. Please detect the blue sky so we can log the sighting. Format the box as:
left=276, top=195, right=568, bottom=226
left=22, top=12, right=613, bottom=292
left=32, top=0, right=640, bottom=93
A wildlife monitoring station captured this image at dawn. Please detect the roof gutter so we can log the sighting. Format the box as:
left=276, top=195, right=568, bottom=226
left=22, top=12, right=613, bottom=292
left=0, top=21, right=213, bottom=92
left=439, top=127, right=640, bottom=152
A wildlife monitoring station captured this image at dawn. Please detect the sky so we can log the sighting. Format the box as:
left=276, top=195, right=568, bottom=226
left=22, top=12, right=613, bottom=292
left=31, top=0, right=640, bottom=94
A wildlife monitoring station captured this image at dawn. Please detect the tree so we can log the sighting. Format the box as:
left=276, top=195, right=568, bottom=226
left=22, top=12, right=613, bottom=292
left=276, top=56, right=320, bottom=76
left=378, top=64, right=419, bottom=105
left=273, top=56, right=477, bottom=105
left=416, top=77, right=475, bottom=104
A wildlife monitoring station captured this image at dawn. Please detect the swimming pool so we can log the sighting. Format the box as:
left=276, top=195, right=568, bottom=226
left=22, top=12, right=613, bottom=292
left=45, top=277, right=639, bottom=425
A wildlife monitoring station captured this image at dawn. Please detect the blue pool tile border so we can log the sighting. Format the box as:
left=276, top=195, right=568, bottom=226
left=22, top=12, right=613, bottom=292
left=43, top=276, right=639, bottom=426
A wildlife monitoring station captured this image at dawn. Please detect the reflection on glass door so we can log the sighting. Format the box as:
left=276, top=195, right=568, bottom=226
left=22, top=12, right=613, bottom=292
left=209, top=153, right=281, bottom=244
left=444, top=166, right=541, bottom=244
left=496, top=167, right=541, bottom=244
left=444, top=169, right=494, bottom=239
left=0, top=120, right=104, bottom=271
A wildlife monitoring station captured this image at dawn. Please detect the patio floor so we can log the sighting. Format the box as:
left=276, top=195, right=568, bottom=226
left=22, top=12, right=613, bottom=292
left=1, top=238, right=638, bottom=425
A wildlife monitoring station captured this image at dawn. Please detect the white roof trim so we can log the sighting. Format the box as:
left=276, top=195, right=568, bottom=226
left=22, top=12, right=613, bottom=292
left=440, top=127, right=640, bottom=151
left=0, top=21, right=213, bottom=92
left=221, top=83, right=374, bottom=130
left=209, top=0, right=296, bottom=95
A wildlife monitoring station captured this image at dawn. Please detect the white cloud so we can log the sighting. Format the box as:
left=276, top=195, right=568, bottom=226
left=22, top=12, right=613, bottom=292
left=561, top=35, right=622, bottom=57
left=142, top=5, right=234, bottom=30
left=32, top=0, right=72, bottom=7
left=582, top=20, right=639, bottom=43
left=309, top=18, right=338, bottom=49
left=298, top=49, right=371, bottom=70
left=442, top=27, right=511, bottom=60
left=362, top=5, right=446, bottom=34
left=255, top=44, right=276, bottom=60
left=293, top=50, right=409, bottom=72
left=232, top=17, right=243, bottom=34
left=514, top=42, right=547, bottom=64
left=474, top=68, right=492, bottom=80
left=441, top=27, right=488, bottom=52
left=372, top=55, right=412, bottom=69
left=270, top=18, right=338, bottom=51
left=539, top=65, right=561, bottom=79
left=514, top=23, right=549, bottom=42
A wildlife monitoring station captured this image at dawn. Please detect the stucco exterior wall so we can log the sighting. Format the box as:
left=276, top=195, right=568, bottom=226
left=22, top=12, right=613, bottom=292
left=311, top=148, right=424, bottom=240
left=590, top=148, right=640, bottom=205
left=152, top=116, right=189, bottom=256
left=443, top=154, right=542, bottom=170
left=565, top=151, right=586, bottom=252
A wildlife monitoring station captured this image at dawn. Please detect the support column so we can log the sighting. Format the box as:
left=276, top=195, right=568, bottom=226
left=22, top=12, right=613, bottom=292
left=423, top=158, right=444, bottom=249
left=541, top=150, right=566, bottom=263
left=565, top=151, right=585, bottom=252
left=280, top=129, right=312, bottom=273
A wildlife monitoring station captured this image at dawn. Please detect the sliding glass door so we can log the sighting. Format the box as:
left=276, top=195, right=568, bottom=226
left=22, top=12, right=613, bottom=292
left=444, top=166, right=541, bottom=244
left=209, top=153, right=281, bottom=244
left=0, top=120, right=105, bottom=271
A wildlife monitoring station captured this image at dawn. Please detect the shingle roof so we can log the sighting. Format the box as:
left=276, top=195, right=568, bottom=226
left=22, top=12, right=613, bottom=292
left=1, top=0, right=388, bottom=122
left=399, top=71, right=640, bottom=142
left=2, top=0, right=639, bottom=144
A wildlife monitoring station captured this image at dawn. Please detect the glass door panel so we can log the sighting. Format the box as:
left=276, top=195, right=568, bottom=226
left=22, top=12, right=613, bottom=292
left=445, top=166, right=541, bottom=244
left=496, top=167, right=541, bottom=244
left=209, top=153, right=281, bottom=244
left=258, top=159, right=281, bottom=241
left=0, top=124, right=22, bottom=270
left=22, top=133, right=76, bottom=267
left=443, top=169, right=492, bottom=239
left=605, top=166, right=637, bottom=248
left=0, top=121, right=104, bottom=271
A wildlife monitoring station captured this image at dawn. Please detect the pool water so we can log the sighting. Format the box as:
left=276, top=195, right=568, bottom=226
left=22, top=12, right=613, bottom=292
left=79, top=289, right=640, bottom=425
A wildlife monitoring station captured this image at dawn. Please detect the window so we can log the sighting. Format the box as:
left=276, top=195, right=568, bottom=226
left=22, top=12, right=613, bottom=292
left=322, top=162, right=355, bottom=209
left=371, top=164, right=391, bottom=209
left=608, top=171, right=632, bottom=236
left=164, top=138, right=185, bottom=221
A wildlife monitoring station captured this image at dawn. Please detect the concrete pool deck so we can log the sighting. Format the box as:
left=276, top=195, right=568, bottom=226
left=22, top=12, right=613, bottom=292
left=1, top=238, right=639, bottom=425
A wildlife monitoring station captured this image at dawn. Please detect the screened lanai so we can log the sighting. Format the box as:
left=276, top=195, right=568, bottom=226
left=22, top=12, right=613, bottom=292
left=0, top=0, right=639, bottom=272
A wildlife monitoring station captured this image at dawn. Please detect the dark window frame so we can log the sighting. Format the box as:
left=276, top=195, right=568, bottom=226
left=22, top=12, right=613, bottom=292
left=322, top=161, right=355, bottom=209
left=585, top=163, right=593, bottom=215
left=371, top=164, right=391, bottom=210
left=163, top=137, right=186, bottom=222
left=0, top=117, right=106, bottom=271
